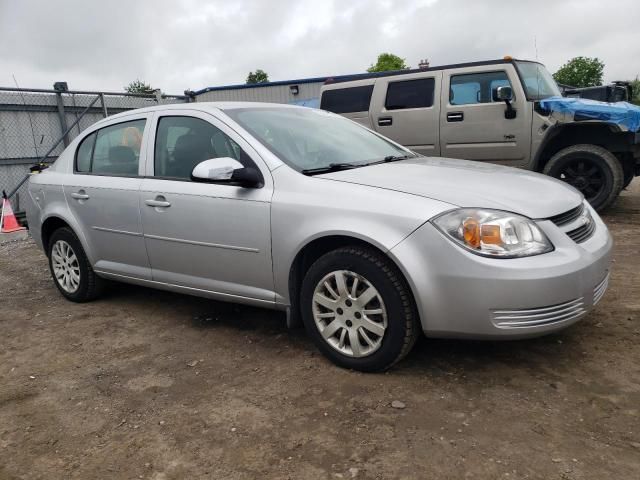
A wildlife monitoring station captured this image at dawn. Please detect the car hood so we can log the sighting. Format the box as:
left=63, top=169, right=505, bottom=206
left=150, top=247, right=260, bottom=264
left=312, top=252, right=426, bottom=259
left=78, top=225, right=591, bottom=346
left=318, top=157, right=583, bottom=219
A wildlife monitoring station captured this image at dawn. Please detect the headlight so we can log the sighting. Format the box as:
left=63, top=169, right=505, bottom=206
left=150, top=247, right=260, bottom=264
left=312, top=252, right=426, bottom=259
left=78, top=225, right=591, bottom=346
left=432, top=208, right=553, bottom=258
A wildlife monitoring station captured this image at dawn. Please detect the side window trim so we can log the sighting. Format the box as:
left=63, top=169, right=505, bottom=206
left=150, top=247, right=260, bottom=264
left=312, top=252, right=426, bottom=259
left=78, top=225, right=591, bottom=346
left=448, top=70, right=513, bottom=106
left=73, top=117, right=147, bottom=177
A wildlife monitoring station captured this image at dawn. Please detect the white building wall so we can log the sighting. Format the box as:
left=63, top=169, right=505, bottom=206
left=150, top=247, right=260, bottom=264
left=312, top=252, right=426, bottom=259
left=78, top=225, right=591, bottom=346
left=194, top=81, right=324, bottom=104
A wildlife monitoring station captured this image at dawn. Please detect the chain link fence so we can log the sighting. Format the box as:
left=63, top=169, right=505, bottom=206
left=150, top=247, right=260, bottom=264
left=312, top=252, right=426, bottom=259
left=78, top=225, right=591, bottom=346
left=0, top=86, right=189, bottom=214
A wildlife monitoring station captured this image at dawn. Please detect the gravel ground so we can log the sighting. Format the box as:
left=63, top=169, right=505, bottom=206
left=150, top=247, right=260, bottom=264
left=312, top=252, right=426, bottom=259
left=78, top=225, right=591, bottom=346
left=1, top=182, right=639, bottom=480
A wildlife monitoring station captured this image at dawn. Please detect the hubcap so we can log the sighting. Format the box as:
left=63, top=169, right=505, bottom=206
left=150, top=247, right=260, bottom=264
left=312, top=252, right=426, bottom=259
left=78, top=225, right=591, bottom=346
left=51, top=240, right=81, bottom=293
left=558, top=158, right=606, bottom=202
left=312, top=270, right=387, bottom=358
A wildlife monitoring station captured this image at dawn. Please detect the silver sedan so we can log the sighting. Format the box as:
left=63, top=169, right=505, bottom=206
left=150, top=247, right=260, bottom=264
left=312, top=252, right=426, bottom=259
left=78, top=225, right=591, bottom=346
left=26, top=103, right=612, bottom=371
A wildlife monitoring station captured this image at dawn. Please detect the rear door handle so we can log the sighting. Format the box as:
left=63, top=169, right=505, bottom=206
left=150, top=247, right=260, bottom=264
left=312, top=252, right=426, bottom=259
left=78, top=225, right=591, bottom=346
left=447, top=112, right=464, bottom=122
left=378, top=117, right=393, bottom=126
left=145, top=196, right=171, bottom=208
left=71, top=191, right=89, bottom=200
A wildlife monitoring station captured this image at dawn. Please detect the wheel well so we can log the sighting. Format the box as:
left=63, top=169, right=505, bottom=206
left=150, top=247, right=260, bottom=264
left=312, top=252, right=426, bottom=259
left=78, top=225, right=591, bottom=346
left=536, top=123, right=631, bottom=172
left=287, top=235, right=411, bottom=327
left=41, top=217, right=71, bottom=253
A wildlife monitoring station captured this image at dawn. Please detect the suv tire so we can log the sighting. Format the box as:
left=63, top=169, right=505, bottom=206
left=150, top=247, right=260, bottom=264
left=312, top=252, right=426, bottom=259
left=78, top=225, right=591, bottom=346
left=48, top=227, right=103, bottom=302
left=543, top=144, right=624, bottom=212
left=300, top=246, right=419, bottom=372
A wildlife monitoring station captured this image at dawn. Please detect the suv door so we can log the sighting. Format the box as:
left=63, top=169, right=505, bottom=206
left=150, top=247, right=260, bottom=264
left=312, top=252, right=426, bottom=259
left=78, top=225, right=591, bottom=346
left=370, top=72, right=442, bottom=156
left=320, top=80, right=375, bottom=127
left=439, top=65, right=531, bottom=165
left=139, top=110, right=275, bottom=303
left=63, top=114, right=151, bottom=279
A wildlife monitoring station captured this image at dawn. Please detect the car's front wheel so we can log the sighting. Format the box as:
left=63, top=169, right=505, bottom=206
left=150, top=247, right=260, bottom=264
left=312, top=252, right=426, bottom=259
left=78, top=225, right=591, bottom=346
left=300, top=246, right=419, bottom=372
left=48, top=227, right=103, bottom=302
left=543, top=144, right=624, bottom=212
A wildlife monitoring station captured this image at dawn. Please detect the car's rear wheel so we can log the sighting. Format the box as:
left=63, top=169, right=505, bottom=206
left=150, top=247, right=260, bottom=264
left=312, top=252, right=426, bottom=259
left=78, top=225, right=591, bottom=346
left=48, top=227, right=103, bottom=302
left=300, top=246, right=419, bottom=372
left=543, top=144, right=623, bottom=212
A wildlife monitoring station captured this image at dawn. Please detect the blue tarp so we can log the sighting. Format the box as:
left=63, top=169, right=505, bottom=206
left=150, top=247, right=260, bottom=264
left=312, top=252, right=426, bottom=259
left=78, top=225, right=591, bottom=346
left=539, top=96, right=640, bottom=133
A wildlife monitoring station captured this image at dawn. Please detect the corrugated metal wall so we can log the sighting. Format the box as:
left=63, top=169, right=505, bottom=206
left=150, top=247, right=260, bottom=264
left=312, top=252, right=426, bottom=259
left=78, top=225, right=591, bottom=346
left=195, top=82, right=324, bottom=104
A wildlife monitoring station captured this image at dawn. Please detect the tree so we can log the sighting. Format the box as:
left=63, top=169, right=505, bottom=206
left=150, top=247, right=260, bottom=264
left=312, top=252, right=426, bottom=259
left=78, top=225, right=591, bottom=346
left=629, top=77, right=640, bottom=105
left=553, top=57, right=604, bottom=88
left=367, top=53, right=408, bottom=73
left=125, top=79, right=156, bottom=94
left=246, top=69, right=269, bottom=84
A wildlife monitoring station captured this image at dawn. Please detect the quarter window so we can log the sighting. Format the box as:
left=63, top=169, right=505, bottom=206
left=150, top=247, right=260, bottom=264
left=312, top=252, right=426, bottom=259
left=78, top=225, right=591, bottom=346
left=75, top=119, right=146, bottom=175
left=385, top=78, right=435, bottom=110
left=320, top=85, right=374, bottom=114
left=450, top=71, right=512, bottom=105
left=154, top=116, right=251, bottom=180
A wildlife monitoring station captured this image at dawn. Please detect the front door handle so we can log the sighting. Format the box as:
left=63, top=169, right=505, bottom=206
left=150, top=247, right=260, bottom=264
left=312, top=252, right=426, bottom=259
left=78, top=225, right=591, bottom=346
left=145, top=196, right=171, bottom=208
left=71, top=190, right=89, bottom=200
left=378, top=117, right=393, bottom=126
left=447, top=112, right=464, bottom=122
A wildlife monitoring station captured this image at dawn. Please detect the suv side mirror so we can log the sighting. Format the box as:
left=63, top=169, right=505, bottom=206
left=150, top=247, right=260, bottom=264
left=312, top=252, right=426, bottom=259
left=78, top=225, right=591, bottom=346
left=191, top=158, right=263, bottom=188
left=493, top=85, right=513, bottom=102
left=492, top=85, right=517, bottom=119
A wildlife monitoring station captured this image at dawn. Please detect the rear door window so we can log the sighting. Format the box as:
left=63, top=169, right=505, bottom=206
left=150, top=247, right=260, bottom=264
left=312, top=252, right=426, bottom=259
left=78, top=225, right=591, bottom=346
left=449, top=71, right=511, bottom=105
left=385, top=78, right=435, bottom=110
left=75, top=119, right=146, bottom=175
left=321, top=85, right=374, bottom=113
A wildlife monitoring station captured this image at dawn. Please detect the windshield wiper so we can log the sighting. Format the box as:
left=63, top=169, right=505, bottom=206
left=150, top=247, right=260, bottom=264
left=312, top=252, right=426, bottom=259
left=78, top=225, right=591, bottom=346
left=301, top=163, right=362, bottom=176
left=382, top=154, right=412, bottom=162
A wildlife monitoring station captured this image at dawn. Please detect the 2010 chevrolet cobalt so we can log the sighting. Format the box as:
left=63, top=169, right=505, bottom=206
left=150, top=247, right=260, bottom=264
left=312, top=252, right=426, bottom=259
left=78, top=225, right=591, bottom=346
left=26, top=103, right=612, bottom=371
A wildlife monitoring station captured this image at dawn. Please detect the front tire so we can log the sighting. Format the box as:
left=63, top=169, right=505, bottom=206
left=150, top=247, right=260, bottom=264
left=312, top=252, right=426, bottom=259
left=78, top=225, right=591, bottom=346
left=48, top=227, right=103, bottom=302
left=543, top=144, right=624, bottom=212
left=300, top=246, right=419, bottom=372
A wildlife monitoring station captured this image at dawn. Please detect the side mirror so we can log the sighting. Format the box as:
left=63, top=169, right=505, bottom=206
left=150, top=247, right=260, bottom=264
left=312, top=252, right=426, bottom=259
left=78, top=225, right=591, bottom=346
left=191, top=158, right=263, bottom=188
left=493, top=85, right=517, bottom=119
left=493, top=85, right=513, bottom=102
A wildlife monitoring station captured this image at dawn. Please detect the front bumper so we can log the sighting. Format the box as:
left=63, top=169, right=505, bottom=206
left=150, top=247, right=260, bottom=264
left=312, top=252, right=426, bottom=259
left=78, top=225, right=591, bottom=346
left=389, top=205, right=613, bottom=339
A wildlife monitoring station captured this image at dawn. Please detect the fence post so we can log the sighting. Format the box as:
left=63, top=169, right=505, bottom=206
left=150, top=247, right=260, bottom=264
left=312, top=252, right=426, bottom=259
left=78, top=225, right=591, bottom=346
left=55, top=92, right=70, bottom=147
left=99, top=93, right=108, bottom=117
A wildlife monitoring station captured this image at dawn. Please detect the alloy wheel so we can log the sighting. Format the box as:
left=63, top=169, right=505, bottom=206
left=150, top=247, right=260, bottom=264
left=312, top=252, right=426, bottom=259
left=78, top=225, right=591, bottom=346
left=51, top=240, right=81, bottom=293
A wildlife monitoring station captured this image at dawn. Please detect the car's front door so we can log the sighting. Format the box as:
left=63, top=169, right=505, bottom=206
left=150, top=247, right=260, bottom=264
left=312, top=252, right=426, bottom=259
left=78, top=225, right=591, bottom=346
left=439, top=66, right=531, bottom=166
left=63, top=114, right=152, bottom=279
left=139, top=110, right=275, bottom=303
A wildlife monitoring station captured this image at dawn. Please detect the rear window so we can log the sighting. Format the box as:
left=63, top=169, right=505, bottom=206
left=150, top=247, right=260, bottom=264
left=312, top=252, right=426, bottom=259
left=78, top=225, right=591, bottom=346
left=320, top=85, right=374, bottom=114
left=385, top=78, right=435, bottom=110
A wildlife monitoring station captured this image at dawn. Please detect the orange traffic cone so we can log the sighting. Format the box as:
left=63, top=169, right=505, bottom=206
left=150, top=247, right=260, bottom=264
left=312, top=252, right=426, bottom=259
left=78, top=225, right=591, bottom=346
left=1, top=197, right=26, bottom=233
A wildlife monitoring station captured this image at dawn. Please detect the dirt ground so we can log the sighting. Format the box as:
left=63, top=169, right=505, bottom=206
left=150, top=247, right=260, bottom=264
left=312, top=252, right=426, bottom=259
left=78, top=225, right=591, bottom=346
left=1, top=183, right=639, bottom=480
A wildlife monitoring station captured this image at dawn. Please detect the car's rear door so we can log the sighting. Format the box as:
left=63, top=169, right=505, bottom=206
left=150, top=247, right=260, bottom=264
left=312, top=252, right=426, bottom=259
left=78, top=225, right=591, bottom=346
left=139, top=109, right=275, bottom=304
left=439, top=64, right=531, bottom=165
left=63, top=113, right=152, bottom=279
left=319, top=80, right=375, bottom=127
left=370, top=71, right=442, bottom=156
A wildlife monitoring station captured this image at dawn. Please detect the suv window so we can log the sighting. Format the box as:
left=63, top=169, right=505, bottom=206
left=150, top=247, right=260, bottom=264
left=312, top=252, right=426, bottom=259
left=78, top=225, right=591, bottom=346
left=385, top=78, right=435, bottom=110
left=75, top=119, right=145, bottom=175
left=154, top=116, right=252, bottom=180
left=320, top=85, right=374, bottom=114
left=450, top=71, right=511, bottom=105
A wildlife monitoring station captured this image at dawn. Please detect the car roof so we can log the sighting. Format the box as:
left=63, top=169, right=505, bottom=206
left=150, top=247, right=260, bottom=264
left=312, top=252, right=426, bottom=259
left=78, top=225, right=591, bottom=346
left=92, top=101, right=302, bottom=126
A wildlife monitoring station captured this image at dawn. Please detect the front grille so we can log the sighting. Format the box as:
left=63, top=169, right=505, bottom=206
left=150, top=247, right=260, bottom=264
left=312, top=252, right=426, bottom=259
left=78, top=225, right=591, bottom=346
left=566, top=218, right=596, bottom=243
left=548, top=204, right=585, bottom=227
left=491, top=297, right=586, bottom=329
left=593, top=273, right=610, bottom=305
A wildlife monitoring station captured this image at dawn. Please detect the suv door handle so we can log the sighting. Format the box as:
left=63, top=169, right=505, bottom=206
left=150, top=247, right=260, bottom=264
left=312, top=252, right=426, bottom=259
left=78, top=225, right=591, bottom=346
left=378, top=117, right=393, bottom=126
left=447, top=112, right=464, bottom=122
left=71, top=190, right=90, bottom=200
left=145, top=196, right=171, bottom=208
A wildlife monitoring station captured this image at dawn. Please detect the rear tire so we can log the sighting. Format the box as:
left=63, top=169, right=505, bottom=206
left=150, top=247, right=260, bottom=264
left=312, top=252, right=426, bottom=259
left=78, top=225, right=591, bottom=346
left=48, top=227, right=103, bottom=302
left=300, top=246, right=419, bottom=372
left=543, top=144, right=624, bottom=212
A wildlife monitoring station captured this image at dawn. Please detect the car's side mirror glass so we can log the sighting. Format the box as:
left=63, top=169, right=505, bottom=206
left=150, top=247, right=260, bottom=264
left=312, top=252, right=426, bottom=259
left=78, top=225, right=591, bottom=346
left=493, top=85, right=513, bottom=102
left=191, top=157, right=262, bottom=188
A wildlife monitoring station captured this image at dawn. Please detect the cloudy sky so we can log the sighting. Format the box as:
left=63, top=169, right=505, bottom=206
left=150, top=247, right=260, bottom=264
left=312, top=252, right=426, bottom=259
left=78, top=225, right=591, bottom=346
left=1, top=0, right=639, bottom=94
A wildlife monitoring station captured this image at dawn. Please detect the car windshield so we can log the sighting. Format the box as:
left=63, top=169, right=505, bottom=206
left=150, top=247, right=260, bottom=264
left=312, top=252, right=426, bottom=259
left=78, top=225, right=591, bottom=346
left=223, top=107, right=413, bottom=172
left=515, top=61, right=561, bottom=100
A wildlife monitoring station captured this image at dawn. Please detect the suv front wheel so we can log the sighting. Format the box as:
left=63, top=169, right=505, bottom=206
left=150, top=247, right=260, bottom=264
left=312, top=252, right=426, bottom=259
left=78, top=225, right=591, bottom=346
left=543, top=144, right=624, bottom=212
